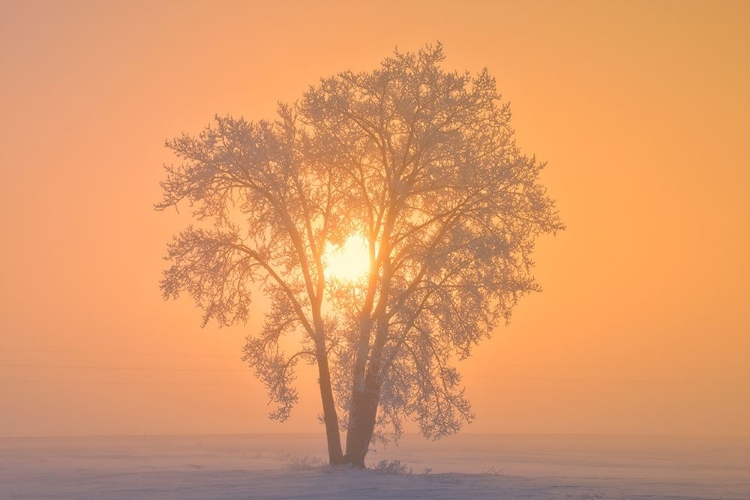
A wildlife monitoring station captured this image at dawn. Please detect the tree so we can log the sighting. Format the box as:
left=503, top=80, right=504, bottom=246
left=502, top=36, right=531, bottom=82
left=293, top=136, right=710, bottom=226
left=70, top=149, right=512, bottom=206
left=157, top=43, right=563, bottom=467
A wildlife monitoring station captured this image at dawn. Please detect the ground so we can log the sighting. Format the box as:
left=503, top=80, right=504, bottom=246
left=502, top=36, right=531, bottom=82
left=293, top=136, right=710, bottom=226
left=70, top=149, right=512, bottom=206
left=1, top=434, right=747, bottom=499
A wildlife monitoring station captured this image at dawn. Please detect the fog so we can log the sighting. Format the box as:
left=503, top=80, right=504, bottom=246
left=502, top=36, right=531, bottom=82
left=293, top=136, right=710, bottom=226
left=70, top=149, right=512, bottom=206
left=1, top=0, right=748, bottom=442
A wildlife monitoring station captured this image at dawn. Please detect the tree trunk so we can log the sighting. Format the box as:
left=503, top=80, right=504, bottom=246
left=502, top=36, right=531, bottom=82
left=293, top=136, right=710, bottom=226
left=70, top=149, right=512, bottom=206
left=317, top=351, right=345, bottom=464
left=344, top=385, right=380, bottom=467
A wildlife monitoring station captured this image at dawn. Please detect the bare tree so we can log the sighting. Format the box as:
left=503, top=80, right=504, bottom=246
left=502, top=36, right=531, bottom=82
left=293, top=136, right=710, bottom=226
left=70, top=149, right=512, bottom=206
left=157, top=43, right=563, bottom=467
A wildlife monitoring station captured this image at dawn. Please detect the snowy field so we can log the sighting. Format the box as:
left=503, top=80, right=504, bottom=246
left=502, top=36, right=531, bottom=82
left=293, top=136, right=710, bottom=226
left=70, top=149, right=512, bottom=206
left=1, top=434, right=748, bottom=499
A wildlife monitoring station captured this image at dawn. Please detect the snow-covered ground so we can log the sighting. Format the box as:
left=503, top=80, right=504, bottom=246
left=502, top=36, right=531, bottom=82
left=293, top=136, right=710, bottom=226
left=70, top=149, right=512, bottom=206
left=1, top=434, right=748, bottom=499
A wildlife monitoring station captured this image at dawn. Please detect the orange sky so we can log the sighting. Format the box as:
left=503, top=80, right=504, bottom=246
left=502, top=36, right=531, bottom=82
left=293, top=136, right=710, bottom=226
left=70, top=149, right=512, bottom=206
left=1, top=0, right=748, bottom=438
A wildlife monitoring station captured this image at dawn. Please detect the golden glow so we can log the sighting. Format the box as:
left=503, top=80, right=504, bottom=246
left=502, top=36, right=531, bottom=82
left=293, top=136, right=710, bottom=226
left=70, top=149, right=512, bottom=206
left=325, top=235, right=370, bottom=282
left=1, top=0, right=748, bottom=438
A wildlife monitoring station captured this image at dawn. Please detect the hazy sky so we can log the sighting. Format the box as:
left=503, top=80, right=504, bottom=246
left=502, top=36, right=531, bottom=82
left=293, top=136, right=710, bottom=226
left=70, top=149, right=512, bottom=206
left=1, top=0, right=748, bottom=438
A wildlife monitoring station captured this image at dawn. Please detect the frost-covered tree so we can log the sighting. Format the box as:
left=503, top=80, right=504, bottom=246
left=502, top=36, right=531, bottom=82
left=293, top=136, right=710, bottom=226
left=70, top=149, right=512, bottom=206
left=157, top=43, right=563, bottom=467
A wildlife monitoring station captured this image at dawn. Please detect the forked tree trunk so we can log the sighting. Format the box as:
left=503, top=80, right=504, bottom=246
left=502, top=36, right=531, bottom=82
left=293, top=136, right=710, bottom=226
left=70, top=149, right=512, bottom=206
left=343, top=297, right=390, bottom=466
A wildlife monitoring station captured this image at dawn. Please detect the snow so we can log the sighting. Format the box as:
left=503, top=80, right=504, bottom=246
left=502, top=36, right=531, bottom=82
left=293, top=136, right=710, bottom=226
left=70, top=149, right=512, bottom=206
left=1, top=434, right=748, bottom=499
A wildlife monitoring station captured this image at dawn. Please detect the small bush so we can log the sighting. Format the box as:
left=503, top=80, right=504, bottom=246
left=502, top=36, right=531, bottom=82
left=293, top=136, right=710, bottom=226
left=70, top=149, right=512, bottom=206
left=283, top=454, right=326, bottom=471
left=481, top=466, right=504, bottom=475
left=370, top=460, right=412, bottom=475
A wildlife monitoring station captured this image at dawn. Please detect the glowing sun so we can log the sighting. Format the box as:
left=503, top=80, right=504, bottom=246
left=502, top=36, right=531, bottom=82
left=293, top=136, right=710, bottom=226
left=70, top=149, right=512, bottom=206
left=325, top=234, right=370, bottom=282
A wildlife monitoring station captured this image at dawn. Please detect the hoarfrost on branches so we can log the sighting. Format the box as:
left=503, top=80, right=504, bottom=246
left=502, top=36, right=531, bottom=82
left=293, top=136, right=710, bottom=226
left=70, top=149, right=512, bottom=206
left=157, top=42, right=563, bottom=466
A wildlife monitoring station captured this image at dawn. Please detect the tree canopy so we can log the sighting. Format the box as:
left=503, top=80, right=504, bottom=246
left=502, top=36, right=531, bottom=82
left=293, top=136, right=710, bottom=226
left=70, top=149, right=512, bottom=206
left=157, top=43, right=563, bottom=466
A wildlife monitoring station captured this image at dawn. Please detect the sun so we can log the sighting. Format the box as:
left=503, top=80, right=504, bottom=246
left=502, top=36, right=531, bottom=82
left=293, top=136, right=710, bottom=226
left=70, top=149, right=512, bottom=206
left=325, top=234, right=370, bottom=282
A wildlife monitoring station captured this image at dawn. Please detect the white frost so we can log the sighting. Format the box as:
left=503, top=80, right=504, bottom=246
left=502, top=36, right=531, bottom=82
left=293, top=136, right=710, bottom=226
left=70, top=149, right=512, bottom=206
left=1, top=434, right=747, bottom=499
